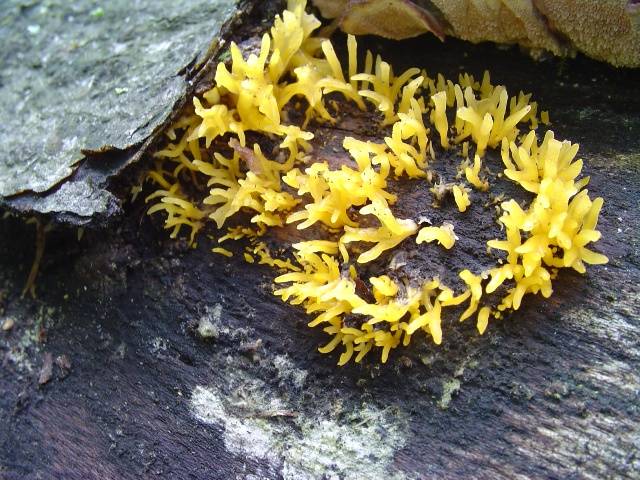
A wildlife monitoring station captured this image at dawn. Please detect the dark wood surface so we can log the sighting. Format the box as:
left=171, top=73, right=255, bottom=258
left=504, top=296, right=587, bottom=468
left=1, top=17, right=639, bottom=480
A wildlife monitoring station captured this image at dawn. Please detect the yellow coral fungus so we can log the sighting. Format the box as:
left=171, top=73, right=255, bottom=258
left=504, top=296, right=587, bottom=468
left=455, top=85, right=533, bottom=156
left=146, top=182, right=205, bottom=245
left=477, top=306, right=491, bottom=335
left=452, top=185, right=471, bottom=212
left=370, top=275, right=399, bottom=300
left=465, top=154, right=489, bottom=191
left=340, top=216, right=418, bottom=263
left=416, top=223, right=457, bottom=249
left=431, top=91, right=450, bottom=148
left=144, top=0, right=607, bottom=365
left=212, top=247, right=233, bottom=257
left=253, top=241, right=300, bottom=272
left=459, top=269, right=482, bottom=322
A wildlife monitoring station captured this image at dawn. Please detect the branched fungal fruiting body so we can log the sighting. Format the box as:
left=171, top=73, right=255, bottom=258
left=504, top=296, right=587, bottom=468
left=144, top=0, right=607, bottom=365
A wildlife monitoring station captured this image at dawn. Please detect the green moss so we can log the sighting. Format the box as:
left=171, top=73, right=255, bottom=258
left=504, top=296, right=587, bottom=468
left=438, top=378, right=461, bottom=410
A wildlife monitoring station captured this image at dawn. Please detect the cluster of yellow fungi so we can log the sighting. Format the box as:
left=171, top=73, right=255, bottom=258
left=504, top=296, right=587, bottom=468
left=144, top=0, right=607, bottom=365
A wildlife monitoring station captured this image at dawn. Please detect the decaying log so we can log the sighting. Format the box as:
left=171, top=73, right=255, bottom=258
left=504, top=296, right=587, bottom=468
left=1, top=2, right=639, bottom=480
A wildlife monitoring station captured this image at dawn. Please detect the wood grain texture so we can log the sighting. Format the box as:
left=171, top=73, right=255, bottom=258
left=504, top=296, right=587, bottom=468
left=1, top=12, right=639, bottom=480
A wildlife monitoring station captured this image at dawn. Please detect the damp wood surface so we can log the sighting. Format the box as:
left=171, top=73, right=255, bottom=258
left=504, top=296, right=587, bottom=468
left=1, top=24, right=640, bottom=480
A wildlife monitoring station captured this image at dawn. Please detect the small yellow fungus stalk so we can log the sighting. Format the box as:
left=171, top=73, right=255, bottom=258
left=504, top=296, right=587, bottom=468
left=341, top=219, right=419, bottom=264
left=459, top=269, right=483, bottom=322
left=145, top=0, right=607, bottom=365
left=452, top=185, right=471, bottom=212
left=455, top=86, right=534, bottom=157
left=212, top=247, right=233, bottom=257
left=146, top=183, right=205, bottom=244
left=464, top=154, right=489, bottom=191
left=416, top=223, right=457, bottom=249
left=431, top=91, right=450, bottom=148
